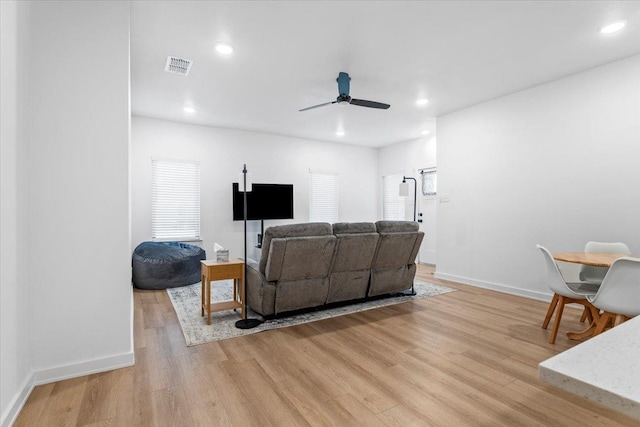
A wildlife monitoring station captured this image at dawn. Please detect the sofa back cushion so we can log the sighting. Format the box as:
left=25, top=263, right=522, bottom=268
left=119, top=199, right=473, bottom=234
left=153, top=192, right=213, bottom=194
left=265, top=235, right=337, bottom=282
left=332, top=222, right=378, bottom=272
left=375, top=220, right=419, bottom=233
left=259, top=222, right=332, bottom=273
left=372, top=232, right=419, bottom=269
left=326, top=232, right=379, bottom=303
left=332, top=222, right=376, bottom=234
left=332, top=233, right=379, bottom=272
left=373, top=221, right=423, bottom=268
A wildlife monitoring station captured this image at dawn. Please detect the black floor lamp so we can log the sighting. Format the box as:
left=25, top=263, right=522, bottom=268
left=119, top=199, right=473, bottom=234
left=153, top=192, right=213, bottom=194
left=399, top=176, right=417, bottom=221
left=235, top=164, right=264, bottom=329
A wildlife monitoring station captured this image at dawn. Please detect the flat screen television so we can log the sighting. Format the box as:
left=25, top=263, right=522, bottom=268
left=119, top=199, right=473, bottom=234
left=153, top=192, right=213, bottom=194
left=232, top=183, right=294, bottom=221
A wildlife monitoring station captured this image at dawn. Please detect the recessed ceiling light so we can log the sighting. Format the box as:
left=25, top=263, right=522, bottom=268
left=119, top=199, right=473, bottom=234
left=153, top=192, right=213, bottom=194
left=336, top=130, right=345, bottom=137
left=421, top=130, right=430, bottom=135
left=416, top=98, right=429, bottom=106
left=215, top=42, right=234, bottom=55
left=184, top=107, right=195, bottom=114
left=600, top=21, right=626, bottom=34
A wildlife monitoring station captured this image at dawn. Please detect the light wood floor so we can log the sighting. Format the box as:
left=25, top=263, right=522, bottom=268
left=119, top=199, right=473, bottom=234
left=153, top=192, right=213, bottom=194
left=15, top=265, right=639, bottom=426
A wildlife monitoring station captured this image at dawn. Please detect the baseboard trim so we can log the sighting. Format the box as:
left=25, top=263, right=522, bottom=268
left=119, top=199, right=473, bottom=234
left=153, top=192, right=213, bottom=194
left=1, top=351, right=134, bottom=427
left=33, top=351, right=135, bottom=386
left=434, top=271, right=552, bottom=302
left=1, top=372, right=35, bottom=427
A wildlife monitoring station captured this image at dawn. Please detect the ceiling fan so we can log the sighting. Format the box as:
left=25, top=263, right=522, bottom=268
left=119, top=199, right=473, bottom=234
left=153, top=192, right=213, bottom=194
left=299, top=72, right=390, bottom=112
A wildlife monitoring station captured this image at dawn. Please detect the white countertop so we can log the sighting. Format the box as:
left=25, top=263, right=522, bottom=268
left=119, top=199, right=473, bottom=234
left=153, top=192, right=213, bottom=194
left=539, top=315, right=640, bottom=420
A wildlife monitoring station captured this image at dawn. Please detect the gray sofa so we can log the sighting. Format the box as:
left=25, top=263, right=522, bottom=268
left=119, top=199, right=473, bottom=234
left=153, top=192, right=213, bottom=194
left=245, top=221, right=424, bottom=316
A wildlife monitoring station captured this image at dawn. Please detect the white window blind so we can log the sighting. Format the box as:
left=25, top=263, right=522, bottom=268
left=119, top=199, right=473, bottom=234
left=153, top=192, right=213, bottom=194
left=152, top=159, right=200, bottom=240
left=310, top=172, right=339, bottom=223
left=383, top=174, right=406, bottom=220
left=421, top=168, right=437, bottom=196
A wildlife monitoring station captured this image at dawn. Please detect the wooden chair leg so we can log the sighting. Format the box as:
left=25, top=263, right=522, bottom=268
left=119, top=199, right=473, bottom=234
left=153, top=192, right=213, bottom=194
left=549, top=296, right=566, bottom=344
left=613, top=314, right=628, bottom=327
left=579, top=306, right=593, bottom=323
left=593, top=312, right=613, bottom=337
left=542, top=293, right=560, bottom=329
left=586, top=304, right=600, bottom=326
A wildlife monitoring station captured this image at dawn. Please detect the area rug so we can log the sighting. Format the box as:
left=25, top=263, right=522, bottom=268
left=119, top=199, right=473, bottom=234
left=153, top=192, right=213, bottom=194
left=167, top=280, right=456, bottom=346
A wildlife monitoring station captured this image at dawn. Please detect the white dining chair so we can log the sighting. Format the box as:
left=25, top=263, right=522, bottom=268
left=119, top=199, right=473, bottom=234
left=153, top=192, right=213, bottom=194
left=588, top=257, right=640, bottom=336
left=576, top=241, right=631, bottom=323
left=537, top=245, right=599, bottom=344
left=579, top=241, right=631, bottom=285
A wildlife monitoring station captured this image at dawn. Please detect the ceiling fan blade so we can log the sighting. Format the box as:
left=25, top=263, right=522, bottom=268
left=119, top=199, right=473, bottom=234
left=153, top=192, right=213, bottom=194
left=299, top=100, right=337, bottom=112
left=349, top=98, right=390, bottom=109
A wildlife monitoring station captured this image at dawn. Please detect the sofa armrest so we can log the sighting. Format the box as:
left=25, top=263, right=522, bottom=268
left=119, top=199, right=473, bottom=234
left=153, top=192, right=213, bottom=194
left=246, top=261, right=266, bottom=287
left=246, top=261, right=276, bottom=316
left=408, top=231, right=425, bottom=264
left=265, top=238, right=287, bottom=281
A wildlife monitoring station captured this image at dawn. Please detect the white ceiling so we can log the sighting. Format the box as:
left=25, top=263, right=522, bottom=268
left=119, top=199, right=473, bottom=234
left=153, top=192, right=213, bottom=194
left=131, top=1, right=640, bottom=148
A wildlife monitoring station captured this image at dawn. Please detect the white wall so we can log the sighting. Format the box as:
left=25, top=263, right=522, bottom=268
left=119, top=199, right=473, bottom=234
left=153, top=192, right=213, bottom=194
left=436, top=55, right=640, bottom=299
left=378, top=135, right=437, bottom=181
left=1, top=2, right=31, bottom=425
left=132, top=116, right=379, bottom=262
left=26, top=0, right=133, bottom=377
left=1, top=2, right=133, bottom=425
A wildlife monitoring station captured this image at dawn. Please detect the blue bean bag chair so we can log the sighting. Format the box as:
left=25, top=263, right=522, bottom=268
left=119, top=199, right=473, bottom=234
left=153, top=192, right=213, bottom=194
left=132, top=241, right=206, bottom=289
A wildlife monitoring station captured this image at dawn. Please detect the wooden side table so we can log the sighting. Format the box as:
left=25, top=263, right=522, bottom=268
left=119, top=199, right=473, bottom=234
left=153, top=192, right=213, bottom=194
left=201, top=258, right=245, bottom=325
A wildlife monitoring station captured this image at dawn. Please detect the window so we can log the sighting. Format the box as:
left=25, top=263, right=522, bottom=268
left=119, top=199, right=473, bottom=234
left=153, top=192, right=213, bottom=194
left=152, top=159, right=200, bottom=240
left=383, top=174, right=406, bottom=220
left=421, top=168, right=437, bottom=196
left=309, top=172, right=338, bottom=223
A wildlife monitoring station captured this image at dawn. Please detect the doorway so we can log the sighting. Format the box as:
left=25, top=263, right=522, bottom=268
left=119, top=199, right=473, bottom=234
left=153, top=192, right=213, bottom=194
left=417, top=168, right=436, bottom=265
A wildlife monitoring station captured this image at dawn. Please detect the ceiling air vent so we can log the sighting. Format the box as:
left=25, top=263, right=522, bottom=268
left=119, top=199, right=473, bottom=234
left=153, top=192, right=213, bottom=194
left=165, top=56, right=192, bottom=76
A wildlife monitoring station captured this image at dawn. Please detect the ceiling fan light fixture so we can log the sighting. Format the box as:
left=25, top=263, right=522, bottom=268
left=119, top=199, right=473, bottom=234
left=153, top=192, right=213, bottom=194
left=600, top=21, right=626, bottom=34
left=214, top=42, right=234, bottom=55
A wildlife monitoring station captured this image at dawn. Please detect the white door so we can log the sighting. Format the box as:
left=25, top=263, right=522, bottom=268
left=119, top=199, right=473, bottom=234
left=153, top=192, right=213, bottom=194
left=418, top=170, right=437, bottom=265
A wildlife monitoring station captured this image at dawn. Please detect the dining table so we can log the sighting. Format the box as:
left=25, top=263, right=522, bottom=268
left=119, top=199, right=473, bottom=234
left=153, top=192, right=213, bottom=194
left=552, top=252, right=631, bottom=267
left=552, top=251, right=634, bottom=340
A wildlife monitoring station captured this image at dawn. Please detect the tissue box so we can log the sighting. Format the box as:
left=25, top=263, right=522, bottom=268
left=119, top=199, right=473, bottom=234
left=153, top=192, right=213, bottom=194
left=216, top=249, right=229, bottom=262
